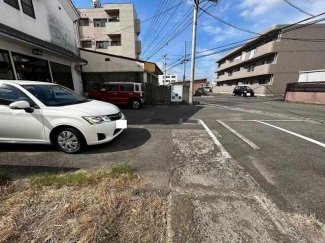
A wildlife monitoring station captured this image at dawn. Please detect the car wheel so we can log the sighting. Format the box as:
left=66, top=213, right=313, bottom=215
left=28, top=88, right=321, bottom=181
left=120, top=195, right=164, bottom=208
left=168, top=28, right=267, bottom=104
left=56, top=128, right=83, bottom=154
left=131, top=100, right=141, bottom=109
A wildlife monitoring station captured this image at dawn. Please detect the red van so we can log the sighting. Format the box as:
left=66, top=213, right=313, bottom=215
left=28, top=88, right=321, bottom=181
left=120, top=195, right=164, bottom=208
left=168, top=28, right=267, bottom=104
left=88, top=82, right=145, bottom=109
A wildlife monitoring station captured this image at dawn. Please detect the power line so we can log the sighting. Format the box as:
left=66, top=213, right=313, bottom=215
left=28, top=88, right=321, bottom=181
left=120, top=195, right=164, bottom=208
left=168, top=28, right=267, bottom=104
left=142, top=0, right=171, bottom=46
left=197, top=11, right=325, bottom=55
left=199, top=7, right=260, bottom=36
left=141, top=0, right=164, bottom=44
left=145, top=1, right=219, bottom=60
left=142, top=6, right=194, bottom=59
left=141, top=0, right=183, bottom=57
left=87, top=0, right=187, bottom=42
left=166, top=14, right=325, bottom=71
left=282, top=0, right=315, bottom=17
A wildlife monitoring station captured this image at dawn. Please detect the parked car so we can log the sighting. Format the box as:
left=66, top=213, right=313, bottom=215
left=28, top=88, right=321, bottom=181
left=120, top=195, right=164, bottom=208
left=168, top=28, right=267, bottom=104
left=203, top=87, right=213, bottom=92
left=194, top=87, right=208, bottom=97
left=0, top=80, right=126, bottom=153
left=88, top=82, right=145, bottom=109
left=233, top=86, right=255, bottom=97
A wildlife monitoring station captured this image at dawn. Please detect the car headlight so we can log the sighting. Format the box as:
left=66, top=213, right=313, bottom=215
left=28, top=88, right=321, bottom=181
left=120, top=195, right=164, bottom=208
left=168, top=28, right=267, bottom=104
left=83, top=116, right=111, bottom=125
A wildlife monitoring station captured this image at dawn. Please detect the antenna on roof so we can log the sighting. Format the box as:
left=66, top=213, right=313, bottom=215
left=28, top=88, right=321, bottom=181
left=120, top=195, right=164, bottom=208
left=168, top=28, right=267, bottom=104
left=91, top=0, right=101, bottom=8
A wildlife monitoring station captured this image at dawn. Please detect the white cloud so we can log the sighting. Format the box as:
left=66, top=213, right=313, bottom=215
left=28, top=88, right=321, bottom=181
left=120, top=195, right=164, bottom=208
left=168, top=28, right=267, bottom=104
left=239, top=0, right=282, bottom=17
left=239, top=0, right=325, bottom=18
left=201, top=23, right=223, bottom=35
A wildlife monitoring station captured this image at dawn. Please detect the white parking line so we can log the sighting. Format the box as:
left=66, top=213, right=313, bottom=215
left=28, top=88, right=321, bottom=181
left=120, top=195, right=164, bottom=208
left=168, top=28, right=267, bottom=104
left=217, top=120, right=261, bottom=150
left=257, top=121, right=325, bottom=149
left=219, top=120, right=306, bottom=122
left=198, top=119, right=232, bottom=159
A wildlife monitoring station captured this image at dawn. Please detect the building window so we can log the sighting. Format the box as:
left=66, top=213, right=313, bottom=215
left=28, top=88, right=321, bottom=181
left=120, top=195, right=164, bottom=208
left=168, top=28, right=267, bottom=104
left=21, top=0, right=35, bottom=18
left=247, top=64, right=255, bottom=72
left=50, top=62, right=74, bottom=90
left=107, top=9, right=120, bottom=22
left=259, top=79, right=269, bottom=85
left=249, top=48, right=256, bottom=59
left=4, top=0, right=20, bottom=10
left=108, top=35, right=121, bottom=46
left=81, top=41, right=92, bottom=48
left=79, top=19, right=89, bottom=26
left=96, top=41, right=109, bottom=49
left=12, top=52, right=51, bottom=82
left=94, top=19, right=107, bottom=27
left=0, top=50, right=15, bottom=80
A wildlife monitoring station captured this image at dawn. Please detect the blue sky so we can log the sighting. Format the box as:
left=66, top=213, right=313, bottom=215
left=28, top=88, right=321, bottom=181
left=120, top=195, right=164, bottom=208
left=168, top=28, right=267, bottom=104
left=73, top=0, right=325, bottom=82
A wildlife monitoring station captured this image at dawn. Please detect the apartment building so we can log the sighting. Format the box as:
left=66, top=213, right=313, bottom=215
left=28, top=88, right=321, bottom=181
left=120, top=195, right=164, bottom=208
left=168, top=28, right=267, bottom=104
left=78, top=3, right=141, bottom=59
left=158, top=74, right=178, bottom=85
left=214, top=24, right=325, bottom=96
left=0, top=0, right=86, bottom=94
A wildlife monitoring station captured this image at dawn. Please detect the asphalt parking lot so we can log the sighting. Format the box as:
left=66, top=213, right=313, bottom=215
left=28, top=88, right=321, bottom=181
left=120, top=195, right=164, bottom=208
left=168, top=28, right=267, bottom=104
left=0, top=105, right=204, bottom=191
left=196, top=95, right=325, bottom=223
left=1, top=94, right=325, bottom=228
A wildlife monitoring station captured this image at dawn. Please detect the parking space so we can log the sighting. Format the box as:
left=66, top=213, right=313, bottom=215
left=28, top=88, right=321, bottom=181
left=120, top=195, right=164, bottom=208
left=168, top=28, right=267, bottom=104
left=196, top=95, right=325, bottom=222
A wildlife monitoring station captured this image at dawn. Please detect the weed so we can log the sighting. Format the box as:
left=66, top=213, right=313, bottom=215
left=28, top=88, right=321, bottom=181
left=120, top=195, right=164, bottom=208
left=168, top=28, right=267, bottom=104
left=0, top=172, right=10, bottom=186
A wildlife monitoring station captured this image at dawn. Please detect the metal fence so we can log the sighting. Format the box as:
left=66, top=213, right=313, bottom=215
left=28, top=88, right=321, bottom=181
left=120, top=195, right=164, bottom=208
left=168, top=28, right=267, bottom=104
left=145, top=83, right=171, bottom=105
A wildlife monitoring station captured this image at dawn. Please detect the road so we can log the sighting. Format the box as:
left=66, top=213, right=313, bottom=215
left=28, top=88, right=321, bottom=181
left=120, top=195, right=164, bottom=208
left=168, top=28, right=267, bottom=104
left=195, top=95, right=325, bottom=222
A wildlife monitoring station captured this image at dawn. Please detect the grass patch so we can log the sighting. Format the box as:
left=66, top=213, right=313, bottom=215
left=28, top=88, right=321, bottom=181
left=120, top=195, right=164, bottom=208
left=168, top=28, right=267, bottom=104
left=29, top=163, right=136, bottom=187
left=0, top=164, right=167, bottom=243
left=0, top=172, right=10, bottom=186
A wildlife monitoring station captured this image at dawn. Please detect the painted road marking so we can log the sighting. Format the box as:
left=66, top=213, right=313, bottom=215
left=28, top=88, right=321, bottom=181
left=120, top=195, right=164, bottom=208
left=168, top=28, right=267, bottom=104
left=197, top=103, right=322, bottom=124
left=198, top=119, right=232, bottom=159
left=219, top=119, right=306, bottom=122
left=217, top=120, right=261, bottom=150
left=257, top=121, right=325, bottom=149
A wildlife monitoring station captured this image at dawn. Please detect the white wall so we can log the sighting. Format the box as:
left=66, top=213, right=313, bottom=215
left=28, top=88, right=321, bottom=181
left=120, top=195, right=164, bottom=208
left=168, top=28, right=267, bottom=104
left=78, top=3, right=139, bottom=58
left=0, top=0, right=78, bottom=53
left=158, top=74, right=178, bottom=85
left=80, top=49, right=145, bottom=72
left=299, top=70, right=325, bottom=83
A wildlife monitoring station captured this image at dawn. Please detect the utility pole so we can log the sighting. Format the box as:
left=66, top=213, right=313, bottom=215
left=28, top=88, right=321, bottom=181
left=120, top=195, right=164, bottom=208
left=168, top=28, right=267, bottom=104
left=163, top=54, right=168, bottom=85
left=189, top=0, right=199, bottom=105
left=183, top=41, right=187, bottom=84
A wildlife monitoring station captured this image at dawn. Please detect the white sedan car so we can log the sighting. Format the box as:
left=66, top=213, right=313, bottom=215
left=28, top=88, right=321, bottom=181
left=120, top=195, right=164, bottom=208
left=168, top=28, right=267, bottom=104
left=0, top=80, right=126, bottom=153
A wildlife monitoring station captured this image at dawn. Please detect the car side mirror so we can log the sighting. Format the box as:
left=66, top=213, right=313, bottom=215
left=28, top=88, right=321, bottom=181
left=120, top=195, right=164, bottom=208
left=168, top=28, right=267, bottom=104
left=9, top=101, right=34, bottom=113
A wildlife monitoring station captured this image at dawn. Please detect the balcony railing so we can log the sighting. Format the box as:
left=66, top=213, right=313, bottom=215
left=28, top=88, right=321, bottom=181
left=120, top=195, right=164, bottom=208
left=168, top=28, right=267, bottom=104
left=216, top=41, right=277, bottom=72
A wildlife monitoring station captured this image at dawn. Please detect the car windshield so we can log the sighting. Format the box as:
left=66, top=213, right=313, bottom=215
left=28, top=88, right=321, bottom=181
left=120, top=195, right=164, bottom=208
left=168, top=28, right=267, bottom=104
left=21, top=85, right=89, bottom=107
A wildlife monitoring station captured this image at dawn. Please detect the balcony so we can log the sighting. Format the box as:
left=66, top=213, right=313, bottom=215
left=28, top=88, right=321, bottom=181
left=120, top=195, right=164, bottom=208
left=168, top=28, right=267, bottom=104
left=216, top=41, right=278, bottom=72
left=135, top=19, right=141, bottom=35
left=216, top=64, right=273, bottom=82
left=136, top=41, right=141, bottom=54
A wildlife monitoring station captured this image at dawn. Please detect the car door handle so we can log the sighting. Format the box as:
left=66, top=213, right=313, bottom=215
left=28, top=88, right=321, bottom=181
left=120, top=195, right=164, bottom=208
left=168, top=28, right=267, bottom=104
left=129, top=93, right=133, bottom=94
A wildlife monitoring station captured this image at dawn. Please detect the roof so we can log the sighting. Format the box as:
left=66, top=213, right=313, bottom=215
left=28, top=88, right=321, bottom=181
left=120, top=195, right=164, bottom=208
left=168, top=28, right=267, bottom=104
left=0, top=80, right=57, bottom=85
left=79, top=48, right=163, bottom=74
left=0, top=23, right=87, bottom=63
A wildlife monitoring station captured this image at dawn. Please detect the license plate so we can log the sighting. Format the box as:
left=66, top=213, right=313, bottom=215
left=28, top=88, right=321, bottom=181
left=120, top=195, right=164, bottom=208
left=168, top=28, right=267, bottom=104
left=246, top=93, right=251, bottom=96
left=116, top=120, right=127, bottom=129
